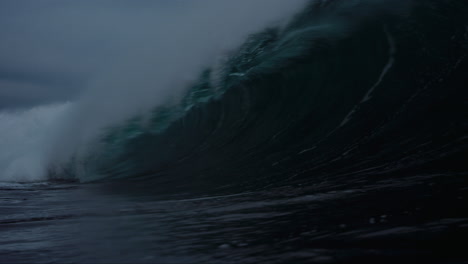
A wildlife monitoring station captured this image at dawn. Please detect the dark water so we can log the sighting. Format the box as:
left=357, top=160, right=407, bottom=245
left=1, top=175, right=467, bottom=263
left=2, top=0, right=468, bottom=263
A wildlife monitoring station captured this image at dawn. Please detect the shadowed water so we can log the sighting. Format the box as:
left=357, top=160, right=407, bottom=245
left=1, top=172, right=467, bottom=263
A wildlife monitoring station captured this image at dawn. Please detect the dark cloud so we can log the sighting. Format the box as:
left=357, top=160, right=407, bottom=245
left=0, top=70, right=82, bottom=109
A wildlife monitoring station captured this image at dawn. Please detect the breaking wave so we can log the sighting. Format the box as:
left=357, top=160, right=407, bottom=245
left=1, top=0, right=467, bottom=195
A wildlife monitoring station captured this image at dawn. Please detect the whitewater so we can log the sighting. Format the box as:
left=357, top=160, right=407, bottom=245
left=0, top=103, right=71, bottom=182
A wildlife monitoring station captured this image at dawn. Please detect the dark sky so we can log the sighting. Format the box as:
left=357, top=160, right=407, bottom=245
left=0, top=0, right=306, bottom=111
left=0, top=0, right=182, bottom=110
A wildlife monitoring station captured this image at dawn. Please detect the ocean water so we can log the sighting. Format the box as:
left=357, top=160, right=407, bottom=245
left=1, top=0, right=467, bottom=263
left=1, top=175, right=467, bottom=263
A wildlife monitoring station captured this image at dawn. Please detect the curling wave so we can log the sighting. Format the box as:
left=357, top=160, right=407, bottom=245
left=3, top=0, right=468, bottom=194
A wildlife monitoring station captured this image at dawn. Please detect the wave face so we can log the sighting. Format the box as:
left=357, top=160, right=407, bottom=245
left=50, top=0, right=468, bottom=192
left=60, top=0, right=468, bottom=188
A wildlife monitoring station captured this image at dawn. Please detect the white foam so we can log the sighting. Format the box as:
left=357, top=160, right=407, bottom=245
left=0, top=103, right=71, bottom=182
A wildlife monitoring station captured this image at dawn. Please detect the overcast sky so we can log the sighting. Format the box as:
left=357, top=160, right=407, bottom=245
left=0, top=0, right=307, bottom=111
left=0, top=0, right=184, bottom=110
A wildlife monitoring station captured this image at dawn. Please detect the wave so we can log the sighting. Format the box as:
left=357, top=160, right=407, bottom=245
left=2, top=0, right=467, bottom=193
